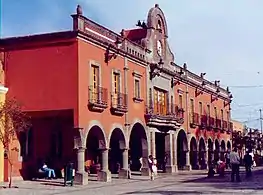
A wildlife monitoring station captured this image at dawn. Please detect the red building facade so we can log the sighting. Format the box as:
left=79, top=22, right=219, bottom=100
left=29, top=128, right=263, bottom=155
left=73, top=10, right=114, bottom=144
left=0, top=4, right=232, bottom=183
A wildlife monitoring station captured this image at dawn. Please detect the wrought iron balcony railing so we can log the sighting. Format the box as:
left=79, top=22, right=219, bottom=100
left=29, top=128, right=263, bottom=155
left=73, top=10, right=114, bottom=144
left=223, top=120, right=228, bottom=131
left=88, top=86, right=108, bottom=111
left=110, top=92, right=128, bottom=115
left=190, top=112, right=199, bottom=128
left=200, top=115, right=208, bottom=128
left=215, top=119, right=222, bottom=130
left=208, top=117, right=216, bottom=129
left=144, top=103, right=184, bottom=125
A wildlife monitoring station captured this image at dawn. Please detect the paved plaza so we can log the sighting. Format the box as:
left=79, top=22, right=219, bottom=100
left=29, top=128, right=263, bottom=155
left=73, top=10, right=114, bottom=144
left=1, top=167, right=263, bottom=195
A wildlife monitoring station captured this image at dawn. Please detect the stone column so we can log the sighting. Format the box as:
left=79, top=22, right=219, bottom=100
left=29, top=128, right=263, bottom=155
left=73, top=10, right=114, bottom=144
left=165, top=133, right=176, bottom=173
left=119, top=148, right=130, bottom=179
left=141, top=138, right=150, bottom=176
left=173, top=133, right=178, bottom=172
left=74, top=147, right=89, bottom=185
left=98, top=149, right=111, bottom=182
left=150, top=131, right=156, bottom=157
left=185, top=150, right=192, bottom=171
left=204, top=150, right=209, bottom=170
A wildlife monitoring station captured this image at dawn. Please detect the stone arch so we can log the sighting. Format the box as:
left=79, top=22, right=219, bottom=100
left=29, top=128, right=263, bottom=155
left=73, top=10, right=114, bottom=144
left=128, top=119, right=148, bottom=142
left=107, top=123, right=127, bottom=148
left=85, top=123, right=107, bottom=174
left=189, top=137, right=198, bottom=169
left=84, top=120, right=108, bottom=148
left=129, top=122, right=148, bottom=172
left=198, top=138, right=206, bottom=169
left=227, top=140, right=231, bottom=151
left=108, top=127, right=126, bottom=174
left=177, top=129, right=188, bottom=170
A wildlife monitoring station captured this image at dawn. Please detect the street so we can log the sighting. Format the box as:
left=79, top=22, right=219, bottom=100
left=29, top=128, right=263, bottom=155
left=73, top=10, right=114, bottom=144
left=1, top=167, right=263, bottom=195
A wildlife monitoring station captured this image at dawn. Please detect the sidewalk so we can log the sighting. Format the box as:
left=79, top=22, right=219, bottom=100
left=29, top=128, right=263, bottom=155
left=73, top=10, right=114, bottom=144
left=0, top=167, right=262, bottom=195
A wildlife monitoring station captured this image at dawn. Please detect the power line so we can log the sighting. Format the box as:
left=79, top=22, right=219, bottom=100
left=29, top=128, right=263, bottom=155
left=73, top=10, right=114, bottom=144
left=227, top=85, right=263, bottom=89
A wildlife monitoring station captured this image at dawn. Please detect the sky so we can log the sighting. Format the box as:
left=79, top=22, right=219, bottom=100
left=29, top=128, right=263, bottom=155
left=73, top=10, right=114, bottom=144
left=1, top=0, right=263, bottom=128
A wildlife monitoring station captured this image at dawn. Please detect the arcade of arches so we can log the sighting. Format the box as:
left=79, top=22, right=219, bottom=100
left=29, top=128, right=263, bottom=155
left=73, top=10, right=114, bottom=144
left=75, top=124, right=231, bottom=183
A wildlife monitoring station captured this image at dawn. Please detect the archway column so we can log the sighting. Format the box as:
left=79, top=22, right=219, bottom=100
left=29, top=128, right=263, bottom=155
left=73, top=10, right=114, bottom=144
left=165, top=132, right=176, bottom=173
left=75, top=147, right=89, bottom=185
left=185, top=150, right=192, bottom=171
left=173, top=133, right=178, bottom=172
left=141, top=138, right=150, bottom=176
left=119, top=148, right=130, bottom=179
left=98, top=148, right=111, bottom=182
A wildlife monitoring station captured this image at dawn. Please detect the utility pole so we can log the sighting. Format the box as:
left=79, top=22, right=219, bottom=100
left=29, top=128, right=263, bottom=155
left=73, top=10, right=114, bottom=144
left=260, top=109, right=263, bottom=134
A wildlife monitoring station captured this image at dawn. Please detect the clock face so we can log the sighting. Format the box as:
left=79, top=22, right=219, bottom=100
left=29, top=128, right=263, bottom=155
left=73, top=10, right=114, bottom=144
left=157, top=40, right=162, bottom=56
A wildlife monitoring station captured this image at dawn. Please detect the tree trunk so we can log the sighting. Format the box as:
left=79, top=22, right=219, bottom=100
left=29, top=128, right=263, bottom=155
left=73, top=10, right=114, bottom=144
left=8, top=162, right=12, bottom=188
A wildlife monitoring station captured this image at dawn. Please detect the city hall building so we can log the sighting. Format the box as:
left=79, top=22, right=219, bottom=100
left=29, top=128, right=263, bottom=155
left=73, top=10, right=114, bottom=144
left=0, top=4, right=232, bottom=183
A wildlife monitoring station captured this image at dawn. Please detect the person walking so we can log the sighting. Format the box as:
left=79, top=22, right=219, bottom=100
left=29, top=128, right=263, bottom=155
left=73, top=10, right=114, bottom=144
left=243, top=151, right=253, bottom=177
left=229, top=148, right=241, bottom=182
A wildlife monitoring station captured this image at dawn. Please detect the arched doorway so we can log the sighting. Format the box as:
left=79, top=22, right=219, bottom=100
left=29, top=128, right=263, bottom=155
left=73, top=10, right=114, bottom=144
left=198, top=138, right=206, bottom=169
left=177, top=130, right=188, bottom=170
left=129, top=123, right=148, bottom=172
left=85, top=126, right=106, bottom=174
left=220, top=140, right=226, bottom=161
left=190, top=137, right=198, bottom=170
left=109, top=128, right=126, bottom=174
left=227, top=141, right=231, bottom=151
left=207, top=139, right=213, bottom=167
left=214, top=139, right=220, bottom=162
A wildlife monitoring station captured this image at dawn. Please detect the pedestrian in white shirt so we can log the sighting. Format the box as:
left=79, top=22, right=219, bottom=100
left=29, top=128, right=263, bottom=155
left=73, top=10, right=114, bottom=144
left=229, top=148, right=241, bottom=182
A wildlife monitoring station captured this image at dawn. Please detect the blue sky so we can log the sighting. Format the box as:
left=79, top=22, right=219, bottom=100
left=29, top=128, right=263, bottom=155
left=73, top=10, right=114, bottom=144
left=1, top=0, right=263, bottom=128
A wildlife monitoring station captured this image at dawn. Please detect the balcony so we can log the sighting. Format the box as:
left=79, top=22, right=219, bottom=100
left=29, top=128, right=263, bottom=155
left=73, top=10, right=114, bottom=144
left=223, top=120, right=228, bottom=131
left=208, top=117, right=216, bottom=129
left=110, top=92, right=128, bottom=115
left=174, top=106, right=184, bottom=124
left=200, top=115, right=208, bottom=129
left=144, top=103, right=184, bottom=130
left=190, top=113, right=199, bottom=128
left=215, top=119, right=222, bottom=131
left=88, top=86, right=108, bottom=112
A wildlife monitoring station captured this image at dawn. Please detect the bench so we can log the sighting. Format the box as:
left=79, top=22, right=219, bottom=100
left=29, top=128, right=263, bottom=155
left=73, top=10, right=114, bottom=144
left=30, top=168, right=48, bottom=180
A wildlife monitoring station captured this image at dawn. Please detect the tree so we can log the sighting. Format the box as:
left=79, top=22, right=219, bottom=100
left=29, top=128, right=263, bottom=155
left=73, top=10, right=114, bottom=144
left=0, top=98, right=30, bottom=188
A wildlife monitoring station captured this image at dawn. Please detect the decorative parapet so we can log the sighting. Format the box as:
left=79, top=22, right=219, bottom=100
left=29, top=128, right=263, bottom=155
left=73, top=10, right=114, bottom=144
left=71, top=5, right=148, bottom=63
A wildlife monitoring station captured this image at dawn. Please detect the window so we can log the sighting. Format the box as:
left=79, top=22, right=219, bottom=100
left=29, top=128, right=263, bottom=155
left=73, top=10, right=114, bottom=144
left=221, top=109, right=224, bottom=121
left=154, top=88, right=167, bottom=115
left=190, top=99, right=194, bottom=114
left=214, top=107, right=217, bottom=119
left=134, top=79, right=140, bottom=98
left=179, top=95, right=183, bottom=109
left=227, top=111, right=230, bottom=122
left=207, top=105, right=210, bottom=116
left=91, top=65, right=99, bottom=88
left=113, top=72, right=120, bottom=94
left=199, top=102, right=203, bottom=115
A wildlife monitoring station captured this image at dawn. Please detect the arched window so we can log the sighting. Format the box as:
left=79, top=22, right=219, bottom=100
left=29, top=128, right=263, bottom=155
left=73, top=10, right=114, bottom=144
left=157, top=20, right=162, bottom=30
